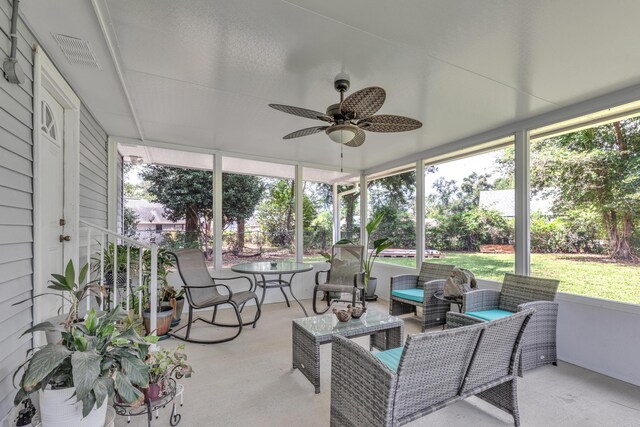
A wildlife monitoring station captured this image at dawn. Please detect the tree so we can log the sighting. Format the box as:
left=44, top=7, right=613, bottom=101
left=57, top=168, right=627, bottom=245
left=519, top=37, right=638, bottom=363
left=257, top=179, right=316, bottom=247
left=339, top=171, right=419, bottom=243
left=530, top=119, right=640, bottom=260
left=123, top=207, right=140, bottom=238
left=140, top=165, right=213, bottom=246
left=139, top=166, right=264, bottom=254
left=222, top=174, right=264, bottom=251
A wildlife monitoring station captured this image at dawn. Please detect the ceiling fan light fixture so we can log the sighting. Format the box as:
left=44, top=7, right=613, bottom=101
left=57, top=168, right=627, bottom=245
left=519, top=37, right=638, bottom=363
left=326, top=124, right=357, bottom=144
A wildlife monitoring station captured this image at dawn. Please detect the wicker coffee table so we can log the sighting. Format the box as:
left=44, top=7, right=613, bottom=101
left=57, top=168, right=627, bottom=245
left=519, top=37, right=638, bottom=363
left=292, top=309, right=404, bottom=393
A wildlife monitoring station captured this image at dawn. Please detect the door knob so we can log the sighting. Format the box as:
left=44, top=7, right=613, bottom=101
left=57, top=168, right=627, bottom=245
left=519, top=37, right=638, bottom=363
left=59, top=235, right=71, bottom=242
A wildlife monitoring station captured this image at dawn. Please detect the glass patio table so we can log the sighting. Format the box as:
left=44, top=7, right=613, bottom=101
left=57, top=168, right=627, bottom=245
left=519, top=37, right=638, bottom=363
left=231, top=261, right=314, bottom=316
left=292, top=309, right=404, bottom=393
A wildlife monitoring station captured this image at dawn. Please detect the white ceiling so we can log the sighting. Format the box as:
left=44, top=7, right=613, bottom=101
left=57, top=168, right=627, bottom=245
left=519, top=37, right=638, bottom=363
left=20, top=0, right=640, bottom=172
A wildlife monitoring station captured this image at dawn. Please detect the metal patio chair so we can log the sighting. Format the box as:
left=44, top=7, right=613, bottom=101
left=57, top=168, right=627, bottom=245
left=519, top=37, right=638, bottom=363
left=313, top=244, right=365, bottom=314
left=168, top=249, right=260, bottom=344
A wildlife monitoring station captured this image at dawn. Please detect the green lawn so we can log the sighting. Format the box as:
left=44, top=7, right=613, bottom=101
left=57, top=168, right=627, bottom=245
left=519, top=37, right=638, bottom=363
left=376, top=253, right=640, bottom=305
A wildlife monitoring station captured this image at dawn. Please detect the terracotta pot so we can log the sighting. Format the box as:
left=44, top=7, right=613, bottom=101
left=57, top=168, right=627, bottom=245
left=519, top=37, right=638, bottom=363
left=142, top=306, right=173, bottom=336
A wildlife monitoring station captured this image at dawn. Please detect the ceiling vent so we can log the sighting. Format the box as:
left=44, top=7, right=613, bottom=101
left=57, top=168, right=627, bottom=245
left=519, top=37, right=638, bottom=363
left=51, top=33, right=101, bottom=70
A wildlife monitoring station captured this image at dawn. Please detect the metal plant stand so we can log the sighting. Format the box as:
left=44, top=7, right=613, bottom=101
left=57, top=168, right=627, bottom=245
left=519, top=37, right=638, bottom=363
left=113, top=379, right=184, bottom=427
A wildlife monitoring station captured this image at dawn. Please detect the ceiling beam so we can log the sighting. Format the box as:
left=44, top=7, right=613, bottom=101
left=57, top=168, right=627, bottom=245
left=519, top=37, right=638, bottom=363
left=91, top=0, right=145, bottom=141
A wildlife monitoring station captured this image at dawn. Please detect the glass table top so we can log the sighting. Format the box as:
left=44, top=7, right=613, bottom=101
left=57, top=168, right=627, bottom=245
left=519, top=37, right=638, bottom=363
left=230, top=261, right=314, bottom=275
left=293, top=309, right=402, bottom=337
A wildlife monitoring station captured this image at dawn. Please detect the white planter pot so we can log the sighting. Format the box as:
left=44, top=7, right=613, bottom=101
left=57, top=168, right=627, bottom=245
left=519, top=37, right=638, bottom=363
left=39, top=387, right=107, bottom=427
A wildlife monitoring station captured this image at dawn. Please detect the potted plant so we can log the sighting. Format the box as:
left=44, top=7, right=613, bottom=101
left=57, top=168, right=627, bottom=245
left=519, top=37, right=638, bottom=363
left=13, top=260, right=105, bottom=344
left=91, top=242, right=139, bottom=289
left=141, top=248, right=177, bottom=337
left=161, top=283, right=185, bottom=327
left=13, top=307, right=158, bottom=426
left=145, top=345, right=192, bottom=401
left=341, top=212, right=393, bottom=301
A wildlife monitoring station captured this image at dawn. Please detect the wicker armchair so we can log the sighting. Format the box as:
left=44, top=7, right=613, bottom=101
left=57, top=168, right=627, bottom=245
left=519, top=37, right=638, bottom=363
left=447, top=273, right=559, bottom=372
left=168, top=249, right=261, bottom=344
left=330, top=309, right=535, bottom=427
left=389, top=263, right=455, bottom=331
left=313, top=244, right=365, bottom=314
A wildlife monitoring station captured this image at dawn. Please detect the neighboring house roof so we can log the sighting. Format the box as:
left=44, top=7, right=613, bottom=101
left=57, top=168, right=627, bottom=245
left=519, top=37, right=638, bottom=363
left=479, top=189, right=553, bottom=217
left=125, top=198, right=185, bottom=225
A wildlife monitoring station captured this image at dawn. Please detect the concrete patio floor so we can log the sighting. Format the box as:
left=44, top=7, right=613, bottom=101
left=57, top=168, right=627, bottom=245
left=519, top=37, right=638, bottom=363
left=119, top=300, right=640, bottom=427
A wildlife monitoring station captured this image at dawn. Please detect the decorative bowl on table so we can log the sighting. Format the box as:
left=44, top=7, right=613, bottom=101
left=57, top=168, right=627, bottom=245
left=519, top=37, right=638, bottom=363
left=270, top=261, right=277, bottom=268
left=332, top=307, right=352, bottom=322
left=348, top=304, right=366, bottom=319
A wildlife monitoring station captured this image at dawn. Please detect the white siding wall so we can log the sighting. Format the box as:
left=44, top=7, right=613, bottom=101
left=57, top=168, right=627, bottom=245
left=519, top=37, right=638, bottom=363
left=78, top=107, right=109, bottom=270
left=0, top=2, right=110, bottom=420
left=0, top=0, right=35, bottom=419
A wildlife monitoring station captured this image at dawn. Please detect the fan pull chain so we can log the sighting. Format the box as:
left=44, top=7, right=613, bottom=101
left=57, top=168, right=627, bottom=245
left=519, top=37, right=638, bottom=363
left=340, top=142, right=344, bottom=172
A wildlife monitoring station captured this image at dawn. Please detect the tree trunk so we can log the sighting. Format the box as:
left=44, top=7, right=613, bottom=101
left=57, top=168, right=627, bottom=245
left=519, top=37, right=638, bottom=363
left=603, top=210, right=634, bottom=260
left=236, top=219, right=245, bottom=252
left=185, top=205, right=199, bottom=244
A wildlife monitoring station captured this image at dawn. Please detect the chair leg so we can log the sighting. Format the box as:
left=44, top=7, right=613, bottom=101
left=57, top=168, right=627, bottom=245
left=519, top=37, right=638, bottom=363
left=186, top=306, right=194, bottom=340
left=313, top=287, right=331, bottom=315
left=252, top=296, right=261, bottom=328
left=169, top=303, right=244, bottom=344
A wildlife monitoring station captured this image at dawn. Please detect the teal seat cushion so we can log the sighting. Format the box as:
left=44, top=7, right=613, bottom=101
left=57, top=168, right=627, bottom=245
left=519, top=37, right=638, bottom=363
left=391, top=288, right=424, bottom=303
left=374, top=347, right=403, bottom=372
left=465, top=309, right=513, bottom=321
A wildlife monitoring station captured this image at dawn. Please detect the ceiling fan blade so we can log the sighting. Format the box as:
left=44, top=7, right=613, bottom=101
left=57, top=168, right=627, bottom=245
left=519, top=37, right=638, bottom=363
left=358, top=114, right=422, bottom=132
left=269, top=104, right=332, bottom=122
left=345, top=127, right=366, bottom=147
left=340, top=87, right=386, bottom=119
left=283, top=126, right=329, bottom=139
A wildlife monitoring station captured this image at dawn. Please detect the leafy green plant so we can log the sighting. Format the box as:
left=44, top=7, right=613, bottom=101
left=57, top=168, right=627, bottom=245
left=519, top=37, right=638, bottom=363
left=146, top=345, right=193, bottom=385
left=91, top=242, right=140, bottom=276
left=336, top=212, right=393, bottom=289
left=14, top=307, right=158, bottom=417
left=13, top=260, right=104, bottom=328
left=361, top=212, right=394, bottom=286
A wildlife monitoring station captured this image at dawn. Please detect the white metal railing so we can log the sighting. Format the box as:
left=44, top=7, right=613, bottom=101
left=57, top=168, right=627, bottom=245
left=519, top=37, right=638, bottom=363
left=80, top=220, right=158, bottom=335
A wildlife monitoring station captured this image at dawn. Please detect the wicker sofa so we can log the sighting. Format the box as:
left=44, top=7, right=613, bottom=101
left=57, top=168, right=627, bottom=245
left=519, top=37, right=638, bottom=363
left=446, top=273, right=559, bottom=372
left=330, top=309, right=535, bottom=427
left=389, top=263, right=455, bottom=331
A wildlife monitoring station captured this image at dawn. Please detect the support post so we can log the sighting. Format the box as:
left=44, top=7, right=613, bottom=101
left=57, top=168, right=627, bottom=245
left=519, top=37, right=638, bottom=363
left=150, top=243, right=158, bottom=335
left=359, top=174, right=368, bottom=250
left=332, top=183, right=340, bottom=244
left=295, top=165, right=304, bottom=263
left=107, top=138, right=119, bottom=232
left=213, top=154, right=223, bottom=270
left=415, top=160, right=425, bottom=269
left=514, top=130, right=531, bottom=275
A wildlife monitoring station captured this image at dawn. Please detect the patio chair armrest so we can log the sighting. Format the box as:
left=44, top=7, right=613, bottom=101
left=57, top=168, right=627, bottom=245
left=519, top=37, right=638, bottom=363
left=315, top=269, right=330, bottom=285
left=390, top=274, right=418, bottom=291
left=422, top=279, right=446, bottom=295
left=446, top=311, right=484, bottom=329
left=353, top=270, right=365, bottom=288
left=211, top=283, right=234, bottom=299
left=518, top=301, right=557, bottom=325
left=331, top=335, right=396, bottom=426
left=212, top=275, right=253, bottom=292
left=463, top=289, right=500, bottom=312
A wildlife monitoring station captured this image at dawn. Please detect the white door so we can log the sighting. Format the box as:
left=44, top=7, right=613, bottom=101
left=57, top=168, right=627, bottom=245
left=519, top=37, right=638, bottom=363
left=37, top=88, right=66, bottom=321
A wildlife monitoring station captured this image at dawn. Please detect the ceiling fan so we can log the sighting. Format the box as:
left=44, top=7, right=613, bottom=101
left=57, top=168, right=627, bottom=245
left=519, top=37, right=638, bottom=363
left=268, top=73, right=423, bottom=147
